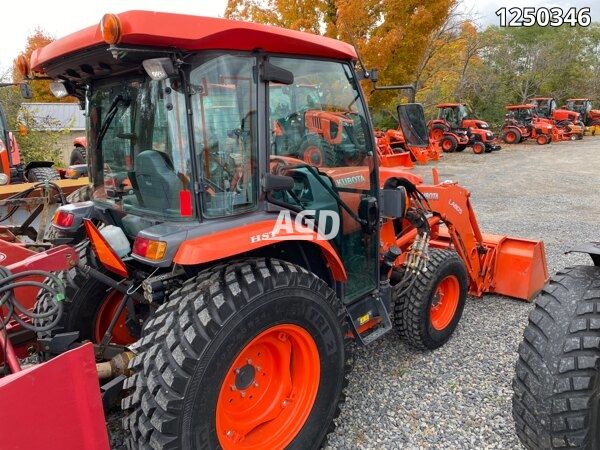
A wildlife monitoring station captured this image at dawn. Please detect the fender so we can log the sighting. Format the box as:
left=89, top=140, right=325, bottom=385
left=25, top=160, right=54, bottom=171
left=173, top=219, right=347, bottom=281
left=566, top=242, right=600, bottom=266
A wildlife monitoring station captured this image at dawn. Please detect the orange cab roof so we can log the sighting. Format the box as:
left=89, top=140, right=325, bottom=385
left=506, top=104, right=535, bottom=110
left=31, top=10, right=357, bottom=73
left=436, top=103, right=463, bottom=108
left=566, top=98, right=589, bottom=102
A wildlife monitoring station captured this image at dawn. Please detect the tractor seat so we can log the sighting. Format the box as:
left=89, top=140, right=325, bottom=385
left=133, top=150, right=181, bottom=213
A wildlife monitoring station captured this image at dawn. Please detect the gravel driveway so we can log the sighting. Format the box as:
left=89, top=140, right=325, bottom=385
left=108, top=136, right=600, bottom=449
left=325, top=136, right=600, bottom=449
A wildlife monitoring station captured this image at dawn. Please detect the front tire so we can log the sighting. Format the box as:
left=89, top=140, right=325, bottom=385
left=122, top=258, right=350, bottom=449
left=394, top=250, right=468, bottom=350
left=512, top=266, right=600, bottom=450
left=26, top=166, right=60, bottom=182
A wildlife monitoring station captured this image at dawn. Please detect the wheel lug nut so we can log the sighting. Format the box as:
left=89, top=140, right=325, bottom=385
left=230, top=385, right=236, bottom=391
left=254, top=382, right=259, bottom=388
left=240, top=391, right=246, bottom=398
left=226, top=430, right=233, bottom=439
left=278, top=332, right=288, bottom=341
left=247, top=358, right=252, bottom=364
left=281, top=399, right=288, bottom=408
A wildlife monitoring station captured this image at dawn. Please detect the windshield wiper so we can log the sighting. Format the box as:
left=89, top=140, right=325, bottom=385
left=96, top=94, right=130, bottom=150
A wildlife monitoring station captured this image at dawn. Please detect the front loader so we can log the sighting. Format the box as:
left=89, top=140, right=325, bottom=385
left=1, top=11, right=548, bottom=449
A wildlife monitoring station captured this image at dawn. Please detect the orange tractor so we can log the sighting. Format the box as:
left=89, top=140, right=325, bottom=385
left=376, top=103, right=442, bottom=165
left=502, top=104, right=555, bottom=145
left=529, top=97, right=584, bottom=140
left=0, top=11, right=548, bottom=449
left=563, top=98, right=600, bottom=135
left=428, top=103, right=501, bottom=154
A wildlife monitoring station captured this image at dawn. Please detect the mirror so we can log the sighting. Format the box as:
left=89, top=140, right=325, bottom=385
left=358, top=196, right=378, bottom=234
left=19, top=83, right=32, bottom=99
left=380, top=187, right=407, bottom=219
left=263, top=173, right=294, bottom=192
left=261, top=61, right=294, bottom=85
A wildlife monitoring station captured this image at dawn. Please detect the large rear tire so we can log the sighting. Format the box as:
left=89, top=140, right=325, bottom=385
left=394, top=250, right=468, bottom=350
left=512, top=266, right=600, bottom=450
left=26, top=166, right=60, bottom=182
left=440, top=135, right=458, bottom=153
left=502, top=128, right=521, bottom=144
left=122, top=258, right=350, bottom=449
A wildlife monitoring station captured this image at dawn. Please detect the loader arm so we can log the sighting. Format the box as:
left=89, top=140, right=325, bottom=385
left=391, top=181, right=548, bottom=301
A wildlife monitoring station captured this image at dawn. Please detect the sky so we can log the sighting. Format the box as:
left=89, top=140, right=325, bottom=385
left=0, top=0, right=598, bottom=76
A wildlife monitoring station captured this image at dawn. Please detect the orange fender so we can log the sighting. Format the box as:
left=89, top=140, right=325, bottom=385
left=173, top=219, right=347, bottom=281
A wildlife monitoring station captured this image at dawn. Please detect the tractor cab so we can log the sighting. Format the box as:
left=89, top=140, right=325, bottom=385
left=564, top=99, right=600, bottom=127
left=505, top=105, right=536, bottom=125
left=529, top=97, right=556, bottom=119
left=436, top=103, right=468, bottom=129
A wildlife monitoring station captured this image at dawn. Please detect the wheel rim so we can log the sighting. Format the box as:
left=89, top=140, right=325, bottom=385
left=93, top=290, right=136, bottom=344
left=430, top=275, right=460, bottom=331
left=431, top=128, right=444, bottom=141
left=216, top=324, right=320, bottom=449
left=506, top=132, right=516, bottom=143
left=302, top=145, right=323, bottom=167
left=442, top=139, right=453, bottom=151
left=473, top=143, right=484, bottom=154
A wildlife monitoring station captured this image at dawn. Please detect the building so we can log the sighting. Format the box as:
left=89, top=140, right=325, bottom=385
left=20, top=102, right=86, bottom=164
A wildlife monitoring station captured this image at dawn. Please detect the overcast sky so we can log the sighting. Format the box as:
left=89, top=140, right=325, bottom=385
left=0, top=0, right=597, bottom=76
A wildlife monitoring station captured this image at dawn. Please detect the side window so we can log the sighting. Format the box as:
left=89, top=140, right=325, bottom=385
left=268, top=58, right=372, bottom=170
left=190, top=55, right=257, bottom=218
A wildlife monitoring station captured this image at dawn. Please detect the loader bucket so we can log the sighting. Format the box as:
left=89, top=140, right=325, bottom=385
left=0, top=343, right=109, bottom=449
left=483, top=233, right=549, bottom=301
left=379, top=151, right=414, bottom=168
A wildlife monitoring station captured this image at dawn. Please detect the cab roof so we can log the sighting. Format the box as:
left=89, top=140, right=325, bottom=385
left=506, top=104, right=535, bottom=110
left=436, top=103, right=463, bottom=108
left=566, top=98, right=590, bottom=102
left=31, top=10, right=357, bottom=74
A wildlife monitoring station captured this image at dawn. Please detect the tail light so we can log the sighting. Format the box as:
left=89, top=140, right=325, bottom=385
left=132, top=237, right=167, bottom=261
left=83, top=219, right=128, bottom=277
left=53, top=210, right=74, bottom=228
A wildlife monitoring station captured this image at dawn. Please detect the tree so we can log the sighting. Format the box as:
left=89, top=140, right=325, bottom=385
left=11, top=27, right=73, bottom=103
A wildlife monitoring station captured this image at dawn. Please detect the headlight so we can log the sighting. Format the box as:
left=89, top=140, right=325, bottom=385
left=486, top=132, right=493, bottom=139
left=0, top=173, right=8, bottom=185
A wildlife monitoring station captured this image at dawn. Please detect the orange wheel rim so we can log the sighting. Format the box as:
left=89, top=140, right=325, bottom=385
left=303, top=146, right=323, bottom=166
left=442, top=140, right=452, bottom=150
left=216, top=324, right=320, bottom=450
left=431, top=129, right=444, bottom=141
left=430, top=275, right=460, bottom=331
left=506, top=132, right=516, bottom=143
left=473, top=144, right=484, bottom=154
left=93, top=290, right=136, bottom=345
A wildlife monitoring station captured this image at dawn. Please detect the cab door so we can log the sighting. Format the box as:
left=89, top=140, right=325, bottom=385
left=266, top=57, right=379, bottom=302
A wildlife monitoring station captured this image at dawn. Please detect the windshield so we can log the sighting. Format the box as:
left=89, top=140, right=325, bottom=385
left=89, top=77, right=193, bottom=220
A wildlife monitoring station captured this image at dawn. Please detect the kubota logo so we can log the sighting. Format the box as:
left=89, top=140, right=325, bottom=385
left=251, top=211, right=341, bottom=243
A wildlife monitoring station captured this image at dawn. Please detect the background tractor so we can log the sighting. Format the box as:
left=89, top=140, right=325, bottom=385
left=513, top=244, right=600, bottom=450
left=502, top=104, right=554, bottom=145
left=428, top=103, right=500, bottom=154
left=564, top=98, right=600, bottom=135
left=529, top=97, right=585, bottom=140
left=0, top=11, right=548, bottom=449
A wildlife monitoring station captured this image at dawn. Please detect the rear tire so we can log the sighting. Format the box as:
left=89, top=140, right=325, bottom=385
left=502, top=129, right=521, bottom=144
left=440, top=135, right=458, bottom=153
left=122, top=258, right=350, bottom=449
left=26, top=166, right=60, bottom=182
left=394, top=250, right=468, bottom=350
left=512, top=266, right=600, bottom=450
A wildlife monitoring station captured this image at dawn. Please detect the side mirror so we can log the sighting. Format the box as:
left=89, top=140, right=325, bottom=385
left=263, top=173, right=294, bottom=192
left=19, top=83, right=32, bottom=99
left=358, top=196, right=378, bottom=234
left=261, top=61, right=294, bottom=85
left=380, top=187, right=407, bottom=219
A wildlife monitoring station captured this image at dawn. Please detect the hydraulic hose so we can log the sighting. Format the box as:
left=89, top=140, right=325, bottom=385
left=0, top=266, right=65, bottom=332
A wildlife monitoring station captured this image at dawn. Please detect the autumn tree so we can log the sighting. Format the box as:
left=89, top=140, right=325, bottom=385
left=11, top=27, right=73, bottom=103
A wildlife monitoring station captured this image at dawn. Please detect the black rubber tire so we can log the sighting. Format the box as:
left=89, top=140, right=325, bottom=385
left=429, top=123, right=446, bottom=141
left=33, top=242, right=136, bottom=345
left=393, top=249, right=468, bottom=350
left=121, top=258, right=351, bottom=449
left=440, top=135, right=458, bottom=153
left=512, top=266, right=600, bottom=450
left=502, top=128, right=522, bottom=144
left=472, top=142, right=486, bottom=154
left=26, top=166, right=60, bottom=182
left=536, top=134, right=550, bottom=145
left=298, top=135, right=328, bottom=167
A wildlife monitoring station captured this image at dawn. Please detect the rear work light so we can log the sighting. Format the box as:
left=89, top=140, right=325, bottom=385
left=132, top=237, right=167, bottom=261
left=53, top=210, right=74, bottom=228
left=100, top=13, right=122, bottom=45
left=83, top=219, right=128, bottom=278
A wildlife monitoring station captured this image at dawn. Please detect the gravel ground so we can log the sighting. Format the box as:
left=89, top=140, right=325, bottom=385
left=324, top=136, right=600, bottom=449
left=107, top=136, right=600, bottom=448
